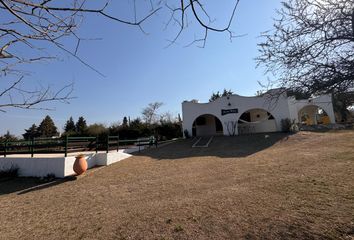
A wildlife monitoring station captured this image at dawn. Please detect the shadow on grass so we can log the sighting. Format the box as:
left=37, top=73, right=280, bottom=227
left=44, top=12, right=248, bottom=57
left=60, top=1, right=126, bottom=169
left=133, top=132, right=292, bottom=160
left=0, top=176, right=77, bottom=196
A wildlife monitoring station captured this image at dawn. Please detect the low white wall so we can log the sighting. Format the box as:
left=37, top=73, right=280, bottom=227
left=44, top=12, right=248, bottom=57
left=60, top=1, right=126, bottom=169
left=239, top=120, right=277, bottom=134
left=106, top=151, right=131, bottom=165
left=63, top=154, right=98, bottom=177
left=0, top=157, right=65, bottom=178
left=0, top=150, right=135, bottom=178
left=122, top=146, right=145, bottom=154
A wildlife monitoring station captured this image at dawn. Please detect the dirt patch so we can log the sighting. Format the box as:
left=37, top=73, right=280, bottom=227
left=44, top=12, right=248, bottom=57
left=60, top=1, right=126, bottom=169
left=0, top=131, right=353, bottom=239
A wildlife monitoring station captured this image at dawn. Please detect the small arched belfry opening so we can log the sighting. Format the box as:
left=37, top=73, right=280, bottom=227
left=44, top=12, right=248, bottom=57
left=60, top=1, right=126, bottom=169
left=192, top=114, right=223, bottom=137
left=237, top=108, right=277, bottom=135
left=298, top=105, right=330, bottom=125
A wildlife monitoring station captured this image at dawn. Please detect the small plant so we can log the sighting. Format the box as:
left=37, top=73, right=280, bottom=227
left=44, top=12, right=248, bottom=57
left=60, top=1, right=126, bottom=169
left=45, top=173, right=56, bottom=181
left=174, top=225, right=183, bottom=232
left=281, top=118, right=299, bottom=132
left=290, top=120, right=299, bottom=132
left=38, top=173, right=56, bottom=183
left=281, top=118, right=291, bottom=132
left=183, top=129, right=190, bottom=139
left=0, top=164, right=19, bottom=178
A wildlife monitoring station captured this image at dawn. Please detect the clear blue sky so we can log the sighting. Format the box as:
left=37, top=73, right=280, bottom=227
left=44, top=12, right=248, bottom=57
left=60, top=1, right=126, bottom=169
left=0, top=1, right=282, bottom=136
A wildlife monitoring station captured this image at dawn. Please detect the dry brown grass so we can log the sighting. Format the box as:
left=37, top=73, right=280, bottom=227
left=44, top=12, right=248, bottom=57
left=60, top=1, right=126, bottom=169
left=0, top=131, right=354, bottom=240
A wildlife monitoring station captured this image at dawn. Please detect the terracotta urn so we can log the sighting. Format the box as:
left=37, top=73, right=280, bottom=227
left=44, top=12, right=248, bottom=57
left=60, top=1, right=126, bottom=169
left=73, top=154, right=88, bottom=175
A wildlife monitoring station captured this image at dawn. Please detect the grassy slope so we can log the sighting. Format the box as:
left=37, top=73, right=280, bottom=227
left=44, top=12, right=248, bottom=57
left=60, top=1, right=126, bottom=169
left=0, top=131, right=353, bottom=240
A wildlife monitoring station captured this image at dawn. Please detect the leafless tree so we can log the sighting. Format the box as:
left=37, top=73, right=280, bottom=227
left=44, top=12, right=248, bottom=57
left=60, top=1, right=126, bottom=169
left=159, top=111, right=177, bottom=124
left=257, top=0, right=354, bottom=97
left=0, top=0, right=241, bottom=112
left=142, top=102, right=163, bottom=125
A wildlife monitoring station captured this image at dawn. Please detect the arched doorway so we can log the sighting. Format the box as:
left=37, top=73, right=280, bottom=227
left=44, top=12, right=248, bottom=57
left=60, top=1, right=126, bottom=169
left=192, top=114, right=223, bottom=137
left=298, top=105, right=330, bottom=125
left=237, top=109, right=277, bottom=135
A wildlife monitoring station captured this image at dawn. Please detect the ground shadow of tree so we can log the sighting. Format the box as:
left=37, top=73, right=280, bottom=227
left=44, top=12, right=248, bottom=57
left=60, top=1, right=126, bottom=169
left=133, top=133, right=292, bottom=160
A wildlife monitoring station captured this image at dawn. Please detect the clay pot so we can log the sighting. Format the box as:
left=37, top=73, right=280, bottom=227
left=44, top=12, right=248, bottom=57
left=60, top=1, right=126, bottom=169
left=73, top=154, right=88, bottom=175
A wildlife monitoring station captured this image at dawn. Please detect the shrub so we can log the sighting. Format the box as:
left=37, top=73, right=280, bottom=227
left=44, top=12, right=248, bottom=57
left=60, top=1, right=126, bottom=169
left=184, top=129, right=190, bottom=139
left=38, top=173, right=56, bottom=183
left=281, top=118, right=291, bottom=132
left=86, top=123, right=109, bottom=140
left=156, top=123, right=182, bottom=140
left=281, top=118, right=298, bottom=132
left=174, top=225, right=183, bottom=232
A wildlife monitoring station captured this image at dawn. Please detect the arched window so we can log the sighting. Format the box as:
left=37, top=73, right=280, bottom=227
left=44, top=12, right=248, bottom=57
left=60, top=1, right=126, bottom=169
left=238, top=109, right=276, bottom=134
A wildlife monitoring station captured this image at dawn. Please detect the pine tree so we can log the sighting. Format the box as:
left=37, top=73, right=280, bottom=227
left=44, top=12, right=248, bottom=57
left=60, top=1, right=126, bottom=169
left=222, top=89, right=233, bottom=97
left=64, top=117, right=76, bottom=134
left=122, top=116, right=128, bottom=127
left=76, top=116, right=87, bottom=135
left=23, top=124, right=40, bottom=140
left=209, top=89, right=233, bottom=102
left=0, top=131, right=18, bottom=142
left=38, top=115, right=59, bottom=137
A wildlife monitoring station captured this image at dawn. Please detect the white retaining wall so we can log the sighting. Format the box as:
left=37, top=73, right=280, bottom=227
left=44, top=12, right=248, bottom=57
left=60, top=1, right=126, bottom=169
left=0, top=157, right=65, bottom=178
left=0, top=148, right=140, bottom=178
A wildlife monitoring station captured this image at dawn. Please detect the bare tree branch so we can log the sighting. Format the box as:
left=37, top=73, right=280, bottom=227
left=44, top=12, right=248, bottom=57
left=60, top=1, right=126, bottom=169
left=0, top=0, right=241, bottom=112
left=257, top=0, right=354, bottom=96
left=165, top=0, right=241, bottom=47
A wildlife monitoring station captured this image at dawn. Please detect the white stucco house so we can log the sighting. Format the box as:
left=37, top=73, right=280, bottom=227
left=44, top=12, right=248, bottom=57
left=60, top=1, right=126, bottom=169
left=182, top=89, right=335, bottom=137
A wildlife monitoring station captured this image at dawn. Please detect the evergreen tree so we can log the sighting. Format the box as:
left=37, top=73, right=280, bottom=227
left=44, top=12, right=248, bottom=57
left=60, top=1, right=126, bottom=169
left=76, top=116, right=88, bottom=135
left=209, top=89, right=233, bottom=102
left=122, top=116, right=128, bottom=127
left=23, top=124, right=40, bottom=140
left=129, top=118, right=142, bottom=128
left=0, top=131, right=18, bottom=142
left=86, top=123, right=108, bottom=137
left=38, top=115, right=59, bottom=137
left=64, top=117, right=76, bottom=133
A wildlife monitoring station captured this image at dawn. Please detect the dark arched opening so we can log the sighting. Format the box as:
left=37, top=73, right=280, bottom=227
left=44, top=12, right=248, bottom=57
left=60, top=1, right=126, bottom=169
left=192, top=114, right=223, bottom=137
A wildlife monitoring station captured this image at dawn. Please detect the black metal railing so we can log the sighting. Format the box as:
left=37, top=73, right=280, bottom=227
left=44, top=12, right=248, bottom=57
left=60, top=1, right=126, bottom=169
left=0, top=135, right=180, bottom=158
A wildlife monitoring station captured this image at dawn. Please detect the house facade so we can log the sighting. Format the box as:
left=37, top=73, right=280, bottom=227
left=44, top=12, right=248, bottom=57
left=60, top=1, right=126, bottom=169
left=182, top=90, right=335, bottom=137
